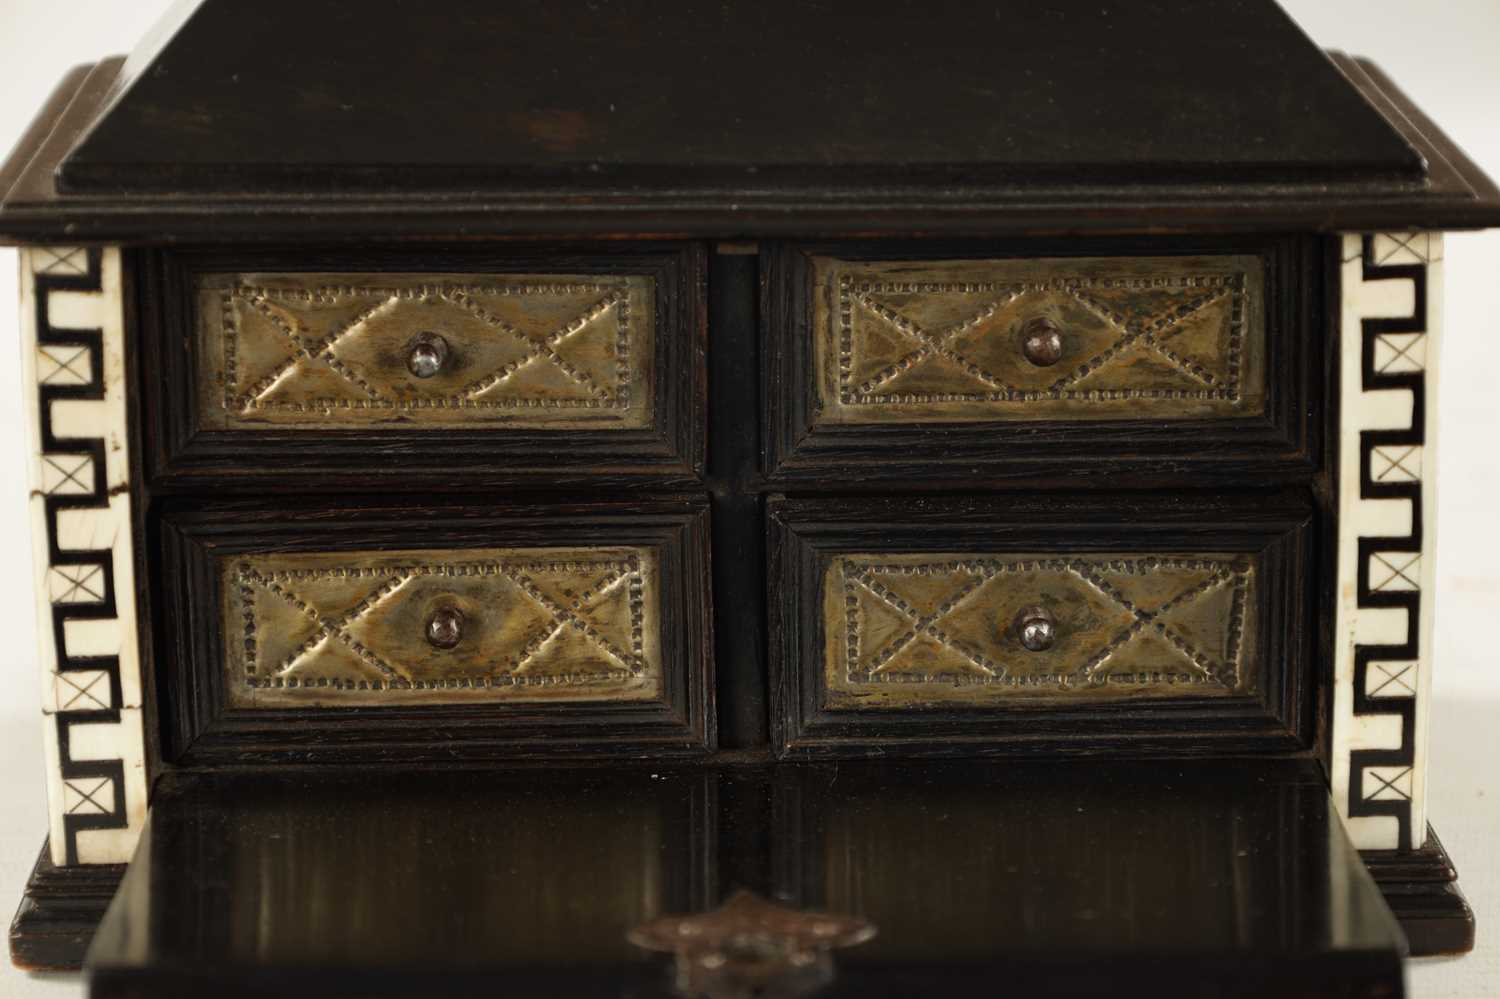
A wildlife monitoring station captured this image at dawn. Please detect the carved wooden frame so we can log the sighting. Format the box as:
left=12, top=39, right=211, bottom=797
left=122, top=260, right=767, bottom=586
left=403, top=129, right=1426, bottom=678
left=154, top=498, right=714, bottom=766
left=762, top=235, right=1323, bottom=487
left=135, top=243, right=706, bottom=491
left=768, top=492, right=1315, bottom=758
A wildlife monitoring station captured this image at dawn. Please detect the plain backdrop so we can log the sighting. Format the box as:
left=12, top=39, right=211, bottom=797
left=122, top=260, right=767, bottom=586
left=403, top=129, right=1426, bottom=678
left=0, top=2, right=1496, bottom=997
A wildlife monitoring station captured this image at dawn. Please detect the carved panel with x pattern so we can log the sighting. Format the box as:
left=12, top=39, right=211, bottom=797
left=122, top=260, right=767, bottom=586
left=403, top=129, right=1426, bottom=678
left=196, top=271, right=654, bottom=429
left=223, top=546, right=661, bottom=707
left=824, top=552, right=1256, bottom=706
left=813, top=254, right=1265, bottom=423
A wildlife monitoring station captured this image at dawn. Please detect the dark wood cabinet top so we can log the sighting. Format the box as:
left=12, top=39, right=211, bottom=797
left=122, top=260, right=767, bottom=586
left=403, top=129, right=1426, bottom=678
left=2, top=0, right=1498, bottom=240
left=60, top=0, right=1420, bottom=190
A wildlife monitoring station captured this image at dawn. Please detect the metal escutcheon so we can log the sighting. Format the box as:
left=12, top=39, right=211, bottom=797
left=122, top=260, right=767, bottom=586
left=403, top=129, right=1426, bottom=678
left=629, top=890, right=876, bottom=999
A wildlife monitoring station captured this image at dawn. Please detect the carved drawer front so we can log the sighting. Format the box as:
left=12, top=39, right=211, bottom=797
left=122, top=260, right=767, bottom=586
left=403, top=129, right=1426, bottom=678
left=152, top=247, right=705, bottom=485
left=158, top=501, right=712, bottom=763
left=224, top=546, right=661, bottom=708
left=771, top=494, right=1312, bottom=756
left=197, top=271, right=654, bottom=430
left=823, top=552, right=1256, bottom=708
left=812, top=254, right=1265, bottom=424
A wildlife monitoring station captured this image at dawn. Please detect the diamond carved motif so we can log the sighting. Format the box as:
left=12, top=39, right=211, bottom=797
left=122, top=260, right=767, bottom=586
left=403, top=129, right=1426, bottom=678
left=814, top=255, right=1265, bottom=423
left=197, top=272, right=654, bottom=429
left=223, top=546, right=661, bottom=707
left=824, top=553, right=1256, bottom=706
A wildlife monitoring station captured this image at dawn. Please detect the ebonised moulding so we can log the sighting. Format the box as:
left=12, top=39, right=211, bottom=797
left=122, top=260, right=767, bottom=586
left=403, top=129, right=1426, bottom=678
left=2, top=0, right=1492, bottom=994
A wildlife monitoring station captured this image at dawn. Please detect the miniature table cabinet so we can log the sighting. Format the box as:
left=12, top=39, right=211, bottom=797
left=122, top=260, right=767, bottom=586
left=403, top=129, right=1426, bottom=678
left=3, top=1, right=1496, bottom=996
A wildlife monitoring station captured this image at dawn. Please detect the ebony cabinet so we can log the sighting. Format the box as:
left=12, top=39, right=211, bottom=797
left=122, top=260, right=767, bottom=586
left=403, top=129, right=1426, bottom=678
left=4, top=1, right=1496, bottom=996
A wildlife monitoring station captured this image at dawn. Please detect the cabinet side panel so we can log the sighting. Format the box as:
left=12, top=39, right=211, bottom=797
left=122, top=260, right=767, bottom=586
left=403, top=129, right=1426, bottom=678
left=1331, top=232, right=1442, bottom=851
left=19, top=247, right=147, bottom=865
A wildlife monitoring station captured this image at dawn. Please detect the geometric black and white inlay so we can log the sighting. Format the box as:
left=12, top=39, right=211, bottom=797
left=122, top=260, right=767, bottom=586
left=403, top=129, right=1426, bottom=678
left=1332, top=232, right=1443, bottom=853
left=21, top=246, right=147, bottom=866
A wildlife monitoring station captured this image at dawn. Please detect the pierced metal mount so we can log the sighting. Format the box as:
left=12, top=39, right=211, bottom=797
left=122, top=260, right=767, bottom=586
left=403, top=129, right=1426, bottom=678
left=629, top=890, right=876, bottom=999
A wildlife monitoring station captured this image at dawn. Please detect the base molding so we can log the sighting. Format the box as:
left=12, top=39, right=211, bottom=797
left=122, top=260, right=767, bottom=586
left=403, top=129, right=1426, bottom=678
left=7, top=825, right=1480, bottom=969
left=8, top=839, right=125, bottom=972
left=1363, top=824, right=1476, bottom=957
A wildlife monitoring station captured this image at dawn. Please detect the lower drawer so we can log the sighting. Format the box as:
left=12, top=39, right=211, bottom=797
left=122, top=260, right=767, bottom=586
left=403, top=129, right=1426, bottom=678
left=157, top=500, right=713, bottom=764
left=224, top=545, right=662, bottom=708
left=769, top=493, right=1313, bottom=757
left=822, top=550, right=1257, bottom=706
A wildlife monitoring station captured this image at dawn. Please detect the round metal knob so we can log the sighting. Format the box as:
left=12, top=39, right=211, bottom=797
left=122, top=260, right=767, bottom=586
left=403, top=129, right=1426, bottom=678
left=1014, top=605, right=1056, bottom=652
left=425, top=605, right=464, bottom=649
left=1021, top=318, right=1064, bottom=367
left=407, top=332, right=449, bottom=378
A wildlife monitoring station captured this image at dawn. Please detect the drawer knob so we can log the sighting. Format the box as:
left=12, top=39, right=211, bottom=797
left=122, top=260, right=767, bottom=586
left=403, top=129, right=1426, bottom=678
left=1021, top=318, right=1064, bottom=367
left=425, top=604, right=465, bottom=649
left=407, top=331, right=450, bottom=378
left=1014, top=605, right=1056, bottom=652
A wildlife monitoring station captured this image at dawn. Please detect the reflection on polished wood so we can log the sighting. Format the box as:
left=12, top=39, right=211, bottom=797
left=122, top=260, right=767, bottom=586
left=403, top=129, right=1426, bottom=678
left=88, top=771, right=705, bottom=974
left=791, top=761, right=1404, bottom=993
left=222, top=546, right=661, bottom=707
left=813, top=254, right=1265, bottom=424
left=823, top=552, right=1257, bottom=707
left=196, top=271, right=655, bottom=429
left=85, top=762, right=1404, bottom=999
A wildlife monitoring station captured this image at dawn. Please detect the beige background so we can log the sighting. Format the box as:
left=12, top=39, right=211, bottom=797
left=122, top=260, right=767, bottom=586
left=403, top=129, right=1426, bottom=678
left=1, top=1, right=1497, bottom=995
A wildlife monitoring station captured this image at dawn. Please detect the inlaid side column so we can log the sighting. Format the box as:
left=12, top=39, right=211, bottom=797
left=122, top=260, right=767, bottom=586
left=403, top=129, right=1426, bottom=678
left=1332, top=233, right=1443, bottom=852
left=19, top=247, right=147, bottom=865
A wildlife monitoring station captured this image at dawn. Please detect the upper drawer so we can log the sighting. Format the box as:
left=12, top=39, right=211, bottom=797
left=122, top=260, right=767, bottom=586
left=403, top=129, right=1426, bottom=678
left=764, top=237, right=1321, bottom=485
left=141, top=246, right=704, bottom=489
left=812, top=254, right=1264, bottom=423
left=197, top=272, right=656, bottom=431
